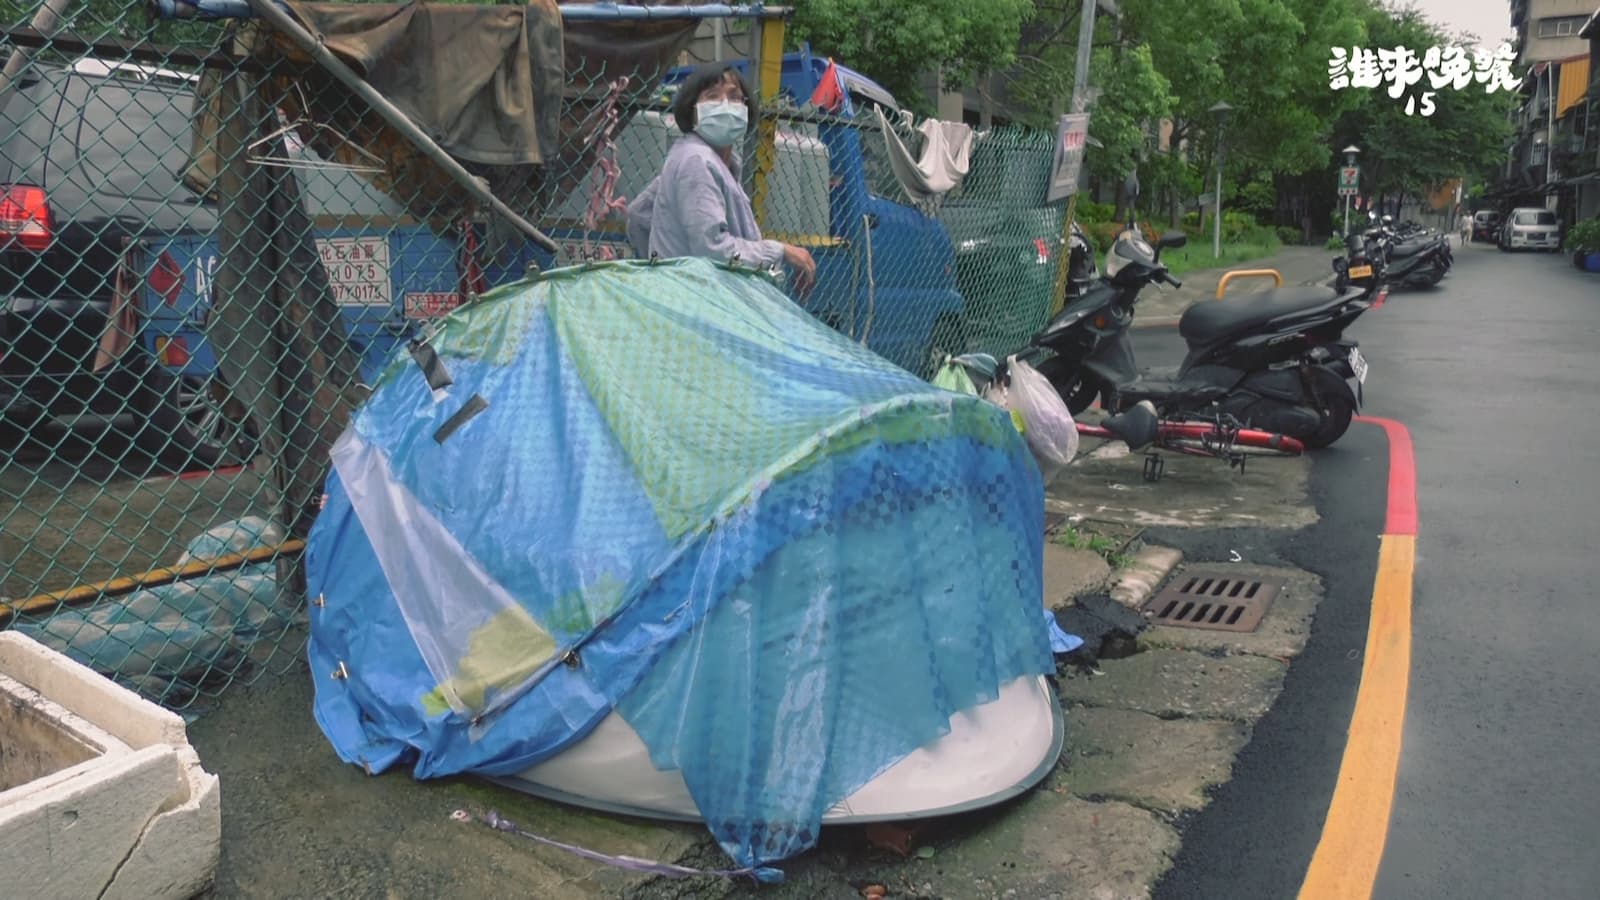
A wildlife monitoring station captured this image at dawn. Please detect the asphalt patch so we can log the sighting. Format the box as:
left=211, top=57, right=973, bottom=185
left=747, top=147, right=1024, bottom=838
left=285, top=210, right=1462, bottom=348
left=1055, top=593, right=1149, bottom=669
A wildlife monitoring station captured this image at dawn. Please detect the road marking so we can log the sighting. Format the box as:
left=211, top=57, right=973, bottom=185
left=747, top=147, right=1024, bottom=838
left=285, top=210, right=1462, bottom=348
left=1298, top=416, right=1416, bottom=900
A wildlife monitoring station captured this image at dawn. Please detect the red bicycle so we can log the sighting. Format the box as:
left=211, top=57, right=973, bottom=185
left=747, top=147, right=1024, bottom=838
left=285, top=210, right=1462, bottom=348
left=1078, top=402, right=1305, bottom=482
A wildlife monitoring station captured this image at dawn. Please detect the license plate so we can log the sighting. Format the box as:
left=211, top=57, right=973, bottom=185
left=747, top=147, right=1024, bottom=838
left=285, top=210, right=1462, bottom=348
left=1349, top=347, right=1368, bottom=384
left=1347, top=264, right=1373, bottom=279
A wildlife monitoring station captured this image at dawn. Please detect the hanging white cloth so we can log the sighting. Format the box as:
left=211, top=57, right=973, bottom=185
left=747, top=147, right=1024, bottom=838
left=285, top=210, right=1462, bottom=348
left=874, top=105, right=976, bottom=208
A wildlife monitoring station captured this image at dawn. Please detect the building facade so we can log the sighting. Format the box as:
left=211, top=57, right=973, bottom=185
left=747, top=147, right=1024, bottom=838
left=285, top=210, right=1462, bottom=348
left=1513, top=0, right=1596, bottom=65
left=1495, top=2, right=1600, bottom=228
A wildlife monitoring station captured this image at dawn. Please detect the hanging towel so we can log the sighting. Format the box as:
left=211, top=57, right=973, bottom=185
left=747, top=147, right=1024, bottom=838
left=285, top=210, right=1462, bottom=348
left=874, top=105, right=976, bottom=206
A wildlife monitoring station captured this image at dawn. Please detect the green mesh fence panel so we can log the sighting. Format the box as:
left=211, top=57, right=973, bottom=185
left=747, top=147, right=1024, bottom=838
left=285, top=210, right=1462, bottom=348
left=0, top=2, right=1070, bottom=712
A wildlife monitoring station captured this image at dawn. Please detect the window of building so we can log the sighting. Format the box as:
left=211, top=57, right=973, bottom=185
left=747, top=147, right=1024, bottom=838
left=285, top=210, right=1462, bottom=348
left=1536, top=16, right=1587, bottom=38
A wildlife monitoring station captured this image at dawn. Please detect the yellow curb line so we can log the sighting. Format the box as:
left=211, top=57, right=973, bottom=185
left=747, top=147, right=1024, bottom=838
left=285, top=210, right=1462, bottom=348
left=1298, top=533, right=1414, bottom=899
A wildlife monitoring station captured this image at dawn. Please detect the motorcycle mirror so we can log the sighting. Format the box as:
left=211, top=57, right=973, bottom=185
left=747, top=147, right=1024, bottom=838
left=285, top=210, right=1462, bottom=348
left=1158, top=232, right=1187, bottom=249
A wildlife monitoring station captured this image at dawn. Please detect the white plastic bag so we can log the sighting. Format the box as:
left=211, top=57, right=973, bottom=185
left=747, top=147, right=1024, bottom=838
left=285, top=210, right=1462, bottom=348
left=1005, top=355, right=1079, bottom=482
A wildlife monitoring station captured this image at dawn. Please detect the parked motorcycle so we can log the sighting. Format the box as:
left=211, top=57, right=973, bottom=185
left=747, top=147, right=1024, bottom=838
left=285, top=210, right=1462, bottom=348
left=1361, top=213, right=1449, bottom=288
left=964, top=175, right=1382, bottom=453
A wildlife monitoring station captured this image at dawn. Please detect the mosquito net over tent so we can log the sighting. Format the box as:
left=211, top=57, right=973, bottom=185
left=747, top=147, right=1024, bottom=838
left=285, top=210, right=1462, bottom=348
left=303, top=257, right=1056, bottom=878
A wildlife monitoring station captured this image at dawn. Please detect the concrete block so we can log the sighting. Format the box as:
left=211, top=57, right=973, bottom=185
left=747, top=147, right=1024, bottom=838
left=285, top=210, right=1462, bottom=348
left=1054, top=649, right=1287, bottom=721
left=0, top=633, right=221, bottom=900
left=1043, top=543, right=1113, bottom=609
left=0, top=671, right=129, bottom=794
left=0, top=631, right=189, bottom=750
left=1061, top=707, right=1249, bottom=815
left=1107, top=545, right=1183, bottom=610
left=2, top=744, right=181, bottom=899
left=917, top=792, right=1180, bottom=900
left=102, top=744, right=222, bottom=900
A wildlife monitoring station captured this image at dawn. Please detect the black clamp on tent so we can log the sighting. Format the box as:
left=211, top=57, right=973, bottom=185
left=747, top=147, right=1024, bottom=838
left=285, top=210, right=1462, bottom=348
left=434, top=394, right=489, bottom=444
left=409, top=338, right=454, bottom=392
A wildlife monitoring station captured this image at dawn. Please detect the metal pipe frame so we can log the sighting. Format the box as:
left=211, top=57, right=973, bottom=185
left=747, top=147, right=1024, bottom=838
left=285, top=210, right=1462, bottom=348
left=243, top=0, right=560, bottom=254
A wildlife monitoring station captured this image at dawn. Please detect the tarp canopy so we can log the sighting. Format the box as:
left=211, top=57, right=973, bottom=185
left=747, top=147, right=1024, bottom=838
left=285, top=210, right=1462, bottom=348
left=225, top=0, right=710, bottom=234
left=304, top=258, right=1055, bottom=876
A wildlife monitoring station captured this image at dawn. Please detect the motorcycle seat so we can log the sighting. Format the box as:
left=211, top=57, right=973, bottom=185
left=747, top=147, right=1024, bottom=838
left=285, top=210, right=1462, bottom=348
left=1179, top=285, right=1343, bottom=345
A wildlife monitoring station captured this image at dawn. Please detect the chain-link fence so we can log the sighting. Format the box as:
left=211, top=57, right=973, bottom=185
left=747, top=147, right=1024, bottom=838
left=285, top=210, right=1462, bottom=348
left=1, top=1, right=1069, bottom=712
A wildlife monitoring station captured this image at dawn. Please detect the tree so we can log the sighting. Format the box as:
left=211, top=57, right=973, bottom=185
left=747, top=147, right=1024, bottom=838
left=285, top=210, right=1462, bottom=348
left=786, top=0, right=1034, bottom=113
left=1328, top=2, right=1516, bottom=213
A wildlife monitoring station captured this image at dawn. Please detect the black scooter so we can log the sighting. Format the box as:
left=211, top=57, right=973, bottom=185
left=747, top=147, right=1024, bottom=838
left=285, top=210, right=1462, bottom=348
left=1364, top=214, right=1448, bottom=287
left=976, top=181, right=1382, bottom=452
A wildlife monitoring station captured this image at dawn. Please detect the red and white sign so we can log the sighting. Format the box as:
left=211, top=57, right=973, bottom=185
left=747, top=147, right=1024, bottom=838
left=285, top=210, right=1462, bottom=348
left=404, top=292, right=463, bottom=319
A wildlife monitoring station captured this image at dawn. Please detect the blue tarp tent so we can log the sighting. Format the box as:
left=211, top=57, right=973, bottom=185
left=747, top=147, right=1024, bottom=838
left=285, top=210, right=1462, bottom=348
left=304, top=257, right=1056, bottom=878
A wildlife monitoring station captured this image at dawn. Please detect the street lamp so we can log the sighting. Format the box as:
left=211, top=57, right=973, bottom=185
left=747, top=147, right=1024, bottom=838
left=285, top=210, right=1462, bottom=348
left=1341, top=144, right=1360, bottom=237
left=1209, top=101, right=1233, bottom=258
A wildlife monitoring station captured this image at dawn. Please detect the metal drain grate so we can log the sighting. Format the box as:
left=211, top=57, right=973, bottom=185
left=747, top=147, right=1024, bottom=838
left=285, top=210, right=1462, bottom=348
left=1141, top=570, right=1286, bottom=633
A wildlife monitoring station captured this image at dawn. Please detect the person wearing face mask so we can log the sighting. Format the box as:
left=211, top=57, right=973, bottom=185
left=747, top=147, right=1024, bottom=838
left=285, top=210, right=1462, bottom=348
left=626, top=62, right=816, bottom=295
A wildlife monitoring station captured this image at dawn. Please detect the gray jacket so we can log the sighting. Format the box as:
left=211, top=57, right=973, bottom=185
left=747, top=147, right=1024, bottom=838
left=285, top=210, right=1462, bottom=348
left=625, top=134, right=785, bottom=268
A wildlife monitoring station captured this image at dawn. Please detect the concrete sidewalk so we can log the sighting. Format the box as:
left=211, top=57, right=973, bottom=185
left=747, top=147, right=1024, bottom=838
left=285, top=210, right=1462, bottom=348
left=1133, top=244, right=1343, bottom=328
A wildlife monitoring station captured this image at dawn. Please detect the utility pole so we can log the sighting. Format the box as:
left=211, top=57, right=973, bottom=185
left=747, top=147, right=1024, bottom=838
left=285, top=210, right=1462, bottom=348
left=1070, top=0, right=1097, bottom=115
left=1047, top=0, right=1101, bottom=317
left=1210, top=101, right=1233, bottom=258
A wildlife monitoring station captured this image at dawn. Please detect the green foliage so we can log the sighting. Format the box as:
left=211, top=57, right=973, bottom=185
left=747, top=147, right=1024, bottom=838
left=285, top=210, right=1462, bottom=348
left=1075, top=200, right=1116, bottom=223
left=1082, top=220, right=1124, bottom=254
left=1326, top=235, right=1348, bottom=250
left=1234, top=178, right=1276, bottom=217
left=1277, top=225, right=1304, bottom=246
left=1327, top=3, right=1517, bottom=200
left=0, top=0, right=221, bottom=50
left=1567, top=218, right=1600, bottom=254
left=788, top=0, right=1033, bottom=112
left=1158, top=233, right=1283, bottom=279
left=1220, top=210, right=1258, bottom=241
left=1052, top=526, right=1132, bottom=568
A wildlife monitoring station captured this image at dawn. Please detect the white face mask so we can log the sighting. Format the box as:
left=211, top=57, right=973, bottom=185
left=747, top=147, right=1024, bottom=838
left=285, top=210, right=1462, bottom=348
left=695, top=100, right=748, bottom=148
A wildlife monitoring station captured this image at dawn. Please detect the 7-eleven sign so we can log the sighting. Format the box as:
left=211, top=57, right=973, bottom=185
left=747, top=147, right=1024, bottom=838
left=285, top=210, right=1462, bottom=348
left=1339, top=166, right=1360, bottom=190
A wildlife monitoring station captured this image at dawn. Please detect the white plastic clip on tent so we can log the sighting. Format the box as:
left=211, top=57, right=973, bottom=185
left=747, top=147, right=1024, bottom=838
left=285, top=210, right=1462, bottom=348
left=304, top=257, right=1064, bottom=879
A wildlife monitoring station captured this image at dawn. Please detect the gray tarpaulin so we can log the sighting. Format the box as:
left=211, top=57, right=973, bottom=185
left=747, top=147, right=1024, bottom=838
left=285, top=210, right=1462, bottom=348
left=274, top=0, right=565, bottom=167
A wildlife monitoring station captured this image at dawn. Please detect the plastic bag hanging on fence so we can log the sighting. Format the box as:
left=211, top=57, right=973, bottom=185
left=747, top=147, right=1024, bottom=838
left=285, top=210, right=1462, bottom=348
left=930, top=357, right=979, bottom=395
left=1004, top=356, right=1079, bottom=482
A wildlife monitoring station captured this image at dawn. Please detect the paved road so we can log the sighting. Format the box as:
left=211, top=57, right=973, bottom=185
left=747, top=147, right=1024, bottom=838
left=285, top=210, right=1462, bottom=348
left=1134, top=243, right=1600, bottom=898
left=1364, top=244, right=1600, bottom=898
